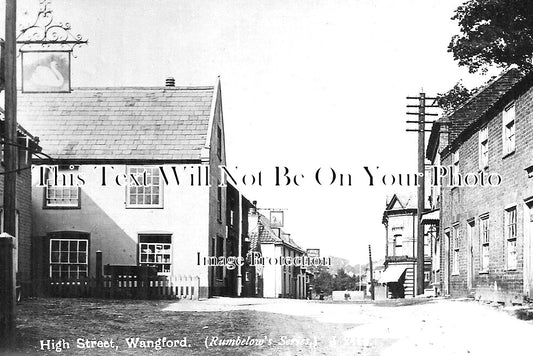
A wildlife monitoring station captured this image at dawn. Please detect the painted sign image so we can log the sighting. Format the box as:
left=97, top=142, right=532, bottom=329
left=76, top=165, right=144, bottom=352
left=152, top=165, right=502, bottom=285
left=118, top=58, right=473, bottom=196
left=21, top=51, right=70, bottom=93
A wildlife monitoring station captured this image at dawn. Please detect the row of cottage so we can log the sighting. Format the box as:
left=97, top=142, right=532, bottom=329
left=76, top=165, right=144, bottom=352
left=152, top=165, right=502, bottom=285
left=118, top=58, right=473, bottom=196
left=3, top=77, right=311, bottom=299
left=380, top=68, right=533, bottom=304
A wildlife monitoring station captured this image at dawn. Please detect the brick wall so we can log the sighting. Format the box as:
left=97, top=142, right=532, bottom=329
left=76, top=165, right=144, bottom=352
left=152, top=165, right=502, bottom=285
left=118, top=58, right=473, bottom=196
left=440, top=85, right=533, bottom=304
left=0, top=151, right=33, bottom=293
left=207, top=84, right=227, bottom=297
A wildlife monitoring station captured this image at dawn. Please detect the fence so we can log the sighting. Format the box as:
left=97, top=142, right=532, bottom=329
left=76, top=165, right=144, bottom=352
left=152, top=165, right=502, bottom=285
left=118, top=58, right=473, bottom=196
left=42, top=274, right=200, bottom=300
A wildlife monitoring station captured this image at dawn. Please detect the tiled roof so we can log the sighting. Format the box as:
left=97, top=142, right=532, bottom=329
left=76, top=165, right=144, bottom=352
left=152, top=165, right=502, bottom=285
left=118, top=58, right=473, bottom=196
left=256, top=214, right=304, bottom=252
left=17, top=86, right=215, bottom=161
left=445, top=68, right=526, bottom=146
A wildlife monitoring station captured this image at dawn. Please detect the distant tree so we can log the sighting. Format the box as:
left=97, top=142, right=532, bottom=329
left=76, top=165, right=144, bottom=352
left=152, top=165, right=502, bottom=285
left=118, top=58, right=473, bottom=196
left=314, top=266, right=334, bottom=295
left=449, top=0, right=533, bottom=73
left=332, top=269, right=356, bottom=291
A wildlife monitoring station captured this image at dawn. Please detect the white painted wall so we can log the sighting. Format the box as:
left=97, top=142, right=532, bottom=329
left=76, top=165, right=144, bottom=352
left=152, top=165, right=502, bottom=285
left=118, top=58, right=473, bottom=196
left=31, top=164, right=211, bottom=287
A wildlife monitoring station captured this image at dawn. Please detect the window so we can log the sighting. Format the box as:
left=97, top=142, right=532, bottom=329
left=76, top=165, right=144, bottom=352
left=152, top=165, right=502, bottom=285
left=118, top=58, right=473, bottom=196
left=17, top=136, right=31, bottom=171
left=50, top=239, right=88, bottom=278
left=217, top=126, right=222, bottom=159
left=44, top=166, right=80, bottom=208
left=0, top=209, right=19, bottom=273
left=480, top=215, right=489, bottom=272
left=138, top=234, right=171, bottom=274
left=502, top=103, right=515, bottom=155
left=452, top=225, right=459, bottom=275
left=505, top=207, right=517, bottom=270
left=127, top=166, right=162, bottom=208
left=217, top=185, right=222, bottom=221
left=393, top=234, right=402, bottom=256
left=216, top=235, right=224, bottom=279
left=479, top=126, right=489, bottom=169
left=452, top=151, right=459, bottom=167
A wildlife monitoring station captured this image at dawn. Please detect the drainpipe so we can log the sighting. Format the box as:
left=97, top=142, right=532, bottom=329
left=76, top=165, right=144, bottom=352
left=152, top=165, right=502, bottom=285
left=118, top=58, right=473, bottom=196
left=237, top=192, right=242, bottom=297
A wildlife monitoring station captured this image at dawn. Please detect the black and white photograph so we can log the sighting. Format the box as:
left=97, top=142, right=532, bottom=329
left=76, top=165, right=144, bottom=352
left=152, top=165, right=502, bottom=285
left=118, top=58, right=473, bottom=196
left=1, top=0, right=533, bottom=355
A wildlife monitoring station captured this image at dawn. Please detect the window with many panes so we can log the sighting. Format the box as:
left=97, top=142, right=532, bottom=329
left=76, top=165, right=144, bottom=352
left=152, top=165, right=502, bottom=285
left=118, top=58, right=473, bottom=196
left=49, top=239, right=88, bottom=278
left=452, top=225, right=459, bottom=275
left=44, top=166, right=81, bottom=208
left=505, top=207, right=517, bottom=270
left=138, top=234, right=171, bottom=274
left=479, top=126, right=489, bottom=169
left=127, top=166, right=162, bottom=207
left=503, top=103, right=515, bottom=156
left=480, top=215, right=489, bottom=272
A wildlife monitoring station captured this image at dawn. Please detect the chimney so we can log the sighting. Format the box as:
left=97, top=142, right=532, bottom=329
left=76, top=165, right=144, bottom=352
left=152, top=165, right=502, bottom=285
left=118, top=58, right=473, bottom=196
left=165, top=77, right=175, bottom=87
left=252, top=200, right=258, bottom=213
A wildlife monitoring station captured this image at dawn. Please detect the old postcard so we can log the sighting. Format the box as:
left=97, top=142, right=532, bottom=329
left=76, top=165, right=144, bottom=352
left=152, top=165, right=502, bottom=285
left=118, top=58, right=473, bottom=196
left=1, top=0, right=533, bottom=355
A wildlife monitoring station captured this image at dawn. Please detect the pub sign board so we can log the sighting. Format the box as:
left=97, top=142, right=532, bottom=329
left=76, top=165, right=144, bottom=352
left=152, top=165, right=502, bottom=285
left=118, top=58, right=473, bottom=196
left=21, top=50, right=71, bottom=93
left=270, top=210, right=284, bottom=228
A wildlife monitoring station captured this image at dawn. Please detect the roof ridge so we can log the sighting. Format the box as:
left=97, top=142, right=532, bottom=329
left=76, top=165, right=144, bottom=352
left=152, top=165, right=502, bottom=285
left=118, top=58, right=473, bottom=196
left=444, top=68, right=518, bottom=119
left=66, top=86, right=214, bottom=91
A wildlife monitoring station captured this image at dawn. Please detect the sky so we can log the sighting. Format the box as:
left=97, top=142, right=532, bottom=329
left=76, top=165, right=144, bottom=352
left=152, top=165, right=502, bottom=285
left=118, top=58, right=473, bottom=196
left=2, top=0, right=497, bottom=264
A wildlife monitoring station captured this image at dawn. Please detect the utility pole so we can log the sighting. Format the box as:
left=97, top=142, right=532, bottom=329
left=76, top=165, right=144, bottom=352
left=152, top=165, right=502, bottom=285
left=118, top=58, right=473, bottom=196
left=406, top=92, right=438, bottom=296
left=0, top=0, right=18, bottom=348
left=368, top=245, right=374, bottom=300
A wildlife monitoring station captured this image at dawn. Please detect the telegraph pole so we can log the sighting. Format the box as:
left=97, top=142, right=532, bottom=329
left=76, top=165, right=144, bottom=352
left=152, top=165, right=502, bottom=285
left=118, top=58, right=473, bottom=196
left=406, top=92, right=438, bottom=296
left=368, top=245, right=374, bottom=300
left=1, top=0, right=18, bottom=348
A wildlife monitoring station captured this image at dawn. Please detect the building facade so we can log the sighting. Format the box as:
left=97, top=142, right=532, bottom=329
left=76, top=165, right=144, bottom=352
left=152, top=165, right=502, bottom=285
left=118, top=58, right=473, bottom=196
left=224, top=182, right=258, bottom=297
left=427, top=69, right=533, bottom=304
left=248, top=211, right=308, bottom=299
left=0, top=120, right=40, bottom=296
left=380, top=194, right=431, bottom=298
left=18, top=79, right=232, bottom=298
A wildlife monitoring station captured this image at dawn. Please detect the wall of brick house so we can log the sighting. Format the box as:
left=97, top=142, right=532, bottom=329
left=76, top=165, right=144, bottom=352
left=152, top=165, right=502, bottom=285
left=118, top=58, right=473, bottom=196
left=440, top=85, right=533, bottom=303
left=31, top=163, right=211, bottom=292
left=0, top=158, right=33, bottom=292
left=207, top=85, right=227, bottom=297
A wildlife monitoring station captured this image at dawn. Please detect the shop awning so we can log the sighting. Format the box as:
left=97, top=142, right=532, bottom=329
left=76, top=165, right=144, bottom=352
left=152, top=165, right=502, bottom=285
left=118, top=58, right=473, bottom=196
left=421, top=210, right=440, bottom=225
left=378, top=265, right=407, bottom=283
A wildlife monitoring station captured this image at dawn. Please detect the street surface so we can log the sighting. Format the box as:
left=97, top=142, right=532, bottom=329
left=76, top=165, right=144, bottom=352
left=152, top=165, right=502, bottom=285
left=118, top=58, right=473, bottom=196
left=9, top=297, right=533, bottom=355
left=166, top=297, right=533, bottom=355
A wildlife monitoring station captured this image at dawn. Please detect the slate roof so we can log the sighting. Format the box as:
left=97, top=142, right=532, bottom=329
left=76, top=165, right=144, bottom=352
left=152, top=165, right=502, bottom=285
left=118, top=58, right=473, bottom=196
left=445, top=68, right=525, bottom=144
left=17, top=86, right=215, bottom=161
left=428, top=68, right=531, bottom=160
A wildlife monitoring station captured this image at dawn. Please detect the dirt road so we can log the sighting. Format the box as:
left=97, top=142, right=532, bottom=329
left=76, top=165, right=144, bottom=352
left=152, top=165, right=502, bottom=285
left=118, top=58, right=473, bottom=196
left=7, top=297, right=533, bottom=355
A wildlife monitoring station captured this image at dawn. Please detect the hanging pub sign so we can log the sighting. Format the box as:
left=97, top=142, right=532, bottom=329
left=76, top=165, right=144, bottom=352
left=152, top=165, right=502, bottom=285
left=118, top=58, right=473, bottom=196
left=306, top=249, right=320, bottom=259
left=21, top=50, right=71, bottom=93
left=270, top=210, right=284, bottom=228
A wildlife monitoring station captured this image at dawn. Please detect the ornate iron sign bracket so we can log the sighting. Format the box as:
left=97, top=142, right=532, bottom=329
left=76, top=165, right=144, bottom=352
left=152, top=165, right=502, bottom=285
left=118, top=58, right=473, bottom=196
left=16, top=0, right=88, bottom=56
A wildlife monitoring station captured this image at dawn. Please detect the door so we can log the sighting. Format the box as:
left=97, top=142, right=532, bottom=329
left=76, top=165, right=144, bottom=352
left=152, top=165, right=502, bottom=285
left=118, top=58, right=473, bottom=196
left=467, top=220, right=475, bottom=291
